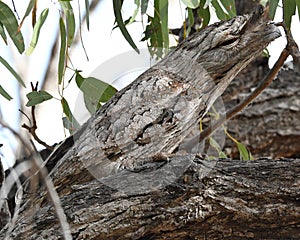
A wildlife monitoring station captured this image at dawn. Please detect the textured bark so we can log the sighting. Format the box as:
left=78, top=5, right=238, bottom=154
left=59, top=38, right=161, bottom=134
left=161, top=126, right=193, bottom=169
left=224, top=68, right=300, bottom=159
left=2, top=9, right=297, bottom=240
left=3, top=157, right=300, bottom=239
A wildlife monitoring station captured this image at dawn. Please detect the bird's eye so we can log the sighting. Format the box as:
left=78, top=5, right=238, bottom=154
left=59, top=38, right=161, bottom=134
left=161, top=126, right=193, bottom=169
left=219, top=37, right=239, bottom=47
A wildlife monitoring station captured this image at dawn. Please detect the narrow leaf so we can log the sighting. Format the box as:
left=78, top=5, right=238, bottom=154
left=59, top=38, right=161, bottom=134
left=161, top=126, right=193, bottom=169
left=0, top=1, right=25, bottom=53
left=129, top=0, right=140, bottom=24
left=61, top=98, right=80, bottom=132
left=237, top=142, right=253, bottom=161
left=0, top=56, right=25, bottom=87
left=268, top=0, right=279, bottom=19
left=26, top=8, right=49, bottom=55
left=198, top=0, right=211, bottom=28
left=113, top=0, right=140, bottom=53
left=26, top=90, right=53, bottom=106
left=0, top=22, right=7, bottom=44
left=60, top=1, right=76, bottom=47
left=0, top=85, right=12, bottom=100
left=141, top=0, right=149, bottom=14
left=158, top=0, right=169, bottom=53
left=219, top=0, right=236, bottom=17
left=181, top=0, right=200, bottom=9
left=58, top=17, right=67, bottom=84
left=211, top=0, right=230, bottom=20
left=85, top=0, right=90, bottom=30
left=19, top=0, right=36, bottom=31
left=283, top=0, right=296, bottom=30
left=295, top=0, right=300, bottom=21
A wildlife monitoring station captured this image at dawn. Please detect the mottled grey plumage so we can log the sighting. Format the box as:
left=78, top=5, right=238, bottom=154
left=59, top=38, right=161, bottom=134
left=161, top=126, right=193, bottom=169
left=47, top=7, right=280, bottom=180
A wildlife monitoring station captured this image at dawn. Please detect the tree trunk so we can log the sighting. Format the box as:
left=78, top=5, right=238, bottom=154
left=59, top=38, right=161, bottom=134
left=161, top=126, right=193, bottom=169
left=4, top=157, right=300, bottom=240
left=2, top=8, right=299, bottom=240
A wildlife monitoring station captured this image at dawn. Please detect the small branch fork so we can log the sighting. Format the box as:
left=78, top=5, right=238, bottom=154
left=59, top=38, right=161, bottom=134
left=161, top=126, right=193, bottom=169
left=21, top=82, right=54, bottom=151
left=199, top=23, right=300, bottom=142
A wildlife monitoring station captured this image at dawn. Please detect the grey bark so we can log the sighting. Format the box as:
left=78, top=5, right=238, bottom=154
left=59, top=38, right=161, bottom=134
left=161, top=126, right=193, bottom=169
left=2, top=8, right=298, bottom=240
left=224, top=68, right=300, bottom=159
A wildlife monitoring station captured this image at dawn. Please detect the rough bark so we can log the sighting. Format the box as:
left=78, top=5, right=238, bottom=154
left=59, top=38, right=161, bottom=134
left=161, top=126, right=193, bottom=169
left=224, top=68, right=300, bottom=159
left=3, top=157, right=300, bottom=239
left=2, top=8, right=298, bottom=240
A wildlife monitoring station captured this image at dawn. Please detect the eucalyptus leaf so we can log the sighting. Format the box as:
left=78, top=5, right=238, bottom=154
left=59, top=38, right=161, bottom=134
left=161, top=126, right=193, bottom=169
left=0, top=1, right=25, bottom=53
left=0, top=22, right=7, bottom=44
left=268, top=0, right=280, bottom=20
left=26, top=8, right=49, bottom=55
left=0, top=56, right=25, bottom=87
left=141, top=0, right=149, bottom=14
left=85, top=0, right=90, bottom=30
left=75, top=72, right=117, bottom=114
left=0, top=85, right=12, bottom=100
left=181, top=0, right=201, bottom=9
left=61, top=97, right=80, bottom=133
left=129, top=0, right=140, bottom=25
left=237, top=142, right=253, bottom=161
left=19, top=0, right=36, bottom=31
left=158, top=0, right=169, bottom=54
left=220, top=0, right=236, bottom=17
left=58, top=17, right=67, bottom=84
left=283, top=0, right=296, bottom=30
left=113, top=0, right=139, bottom=53
left=60, top=1, right=76, bottom=47
left=26, top=90, right=53, bottom=106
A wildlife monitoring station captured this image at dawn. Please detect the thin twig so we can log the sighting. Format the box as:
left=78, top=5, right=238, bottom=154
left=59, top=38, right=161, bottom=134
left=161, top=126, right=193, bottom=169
left=78, top=0, right=89, bottom=61
left=21, top=82, right=54, bottom=151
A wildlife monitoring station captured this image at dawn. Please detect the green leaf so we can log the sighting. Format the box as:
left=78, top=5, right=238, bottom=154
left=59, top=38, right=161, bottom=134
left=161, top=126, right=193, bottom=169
left=0, top=85, right=12, bottom=100
left=219, top=0, right=236, bottom=17
left=26, top=8, right=49, bottom=55
left=157, top=0, right=169, bottom=54
left=85, top=0, right=90, bottom=30
left=211, top=0, right=230, bottom=20
left=75, top=71, right=117, bottom=114
left=61, top=98, right=80, bottom=133
left=296, top=0, right=300, bottom=21
left=26, top=90, right=53, bottom=106
left=0, top=1, right=25, bottom=53
left=141, top=0, right=149, bottom=14
left=113, top=0, right=140, bottom=53
left=129, top=0, right=140, bottom=25
left=0, top=22, right=7, bottom=44
left=198, top=0, right=211, bottom=28
left=19, top=0, right=36, bottom=30
left=60, top=1, right=76, bottom=47
left=237, top=142, right=253, bottom=161
left=268, top=0, right=280, bottom=19
left=181, top=0, right=200, bottom=9
left=58, top=17, right=67, bottom=84
left=0, top=56, right=25, bottom=87
left=283, top=0, right=296, bottom=30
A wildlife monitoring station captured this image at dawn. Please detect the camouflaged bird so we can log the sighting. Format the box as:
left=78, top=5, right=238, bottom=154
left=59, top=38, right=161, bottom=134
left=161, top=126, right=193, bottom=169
left=47, top=6, right=280, bottom=180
